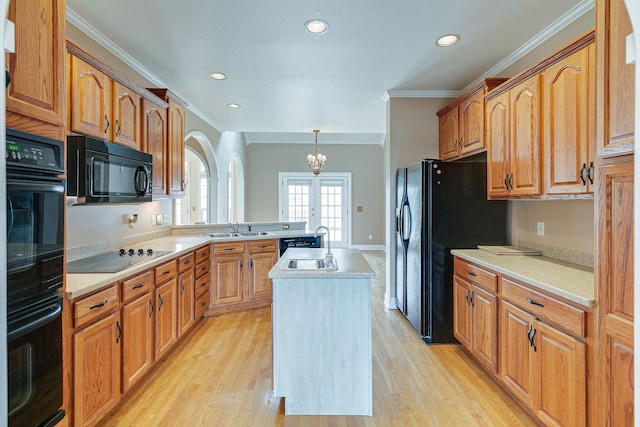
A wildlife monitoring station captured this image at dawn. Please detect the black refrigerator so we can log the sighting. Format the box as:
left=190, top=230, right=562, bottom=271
left=395, top=159, right=507, bottom=343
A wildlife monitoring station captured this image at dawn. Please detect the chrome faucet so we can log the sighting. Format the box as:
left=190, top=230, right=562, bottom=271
left=230, top=222, right=239, bottom=233
left=314, top=225, right=333, bottom=265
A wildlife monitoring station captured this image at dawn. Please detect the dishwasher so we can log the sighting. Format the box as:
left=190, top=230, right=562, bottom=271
left=278, top=235, right=323, bottom=256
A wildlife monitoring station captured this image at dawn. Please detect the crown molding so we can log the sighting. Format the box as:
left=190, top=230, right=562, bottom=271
left=66, top=7, right=225, bottom=133
left=245, top=132, right=386, bottom=146
left=384, top=90, right=460, bottom=101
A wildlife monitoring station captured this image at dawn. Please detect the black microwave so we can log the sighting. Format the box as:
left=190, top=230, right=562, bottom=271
left=67, top=136, right=153, bottom=204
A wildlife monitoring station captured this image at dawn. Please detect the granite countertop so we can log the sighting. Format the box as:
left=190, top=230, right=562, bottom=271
left=451, top=249, right=594, bottom=307
left=269, top=248, right=375, bottom=279
left=66, top=230, right=318, bottom=299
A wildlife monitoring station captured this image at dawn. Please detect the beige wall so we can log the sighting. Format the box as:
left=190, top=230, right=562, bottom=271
left=246, top=142, right=384, bottom=246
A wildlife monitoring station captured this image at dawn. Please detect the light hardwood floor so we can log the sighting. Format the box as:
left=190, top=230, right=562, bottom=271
left=102, top=251, right=536, bottom=426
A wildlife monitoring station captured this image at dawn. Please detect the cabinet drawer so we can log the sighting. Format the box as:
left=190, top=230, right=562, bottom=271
left=195, top=273, right=210, bottom=297
left=247, top=239, right=276, bottom=253
left=454, top=258, right=498, bottom=293
left=195, top=289, right=210, bottom=320
left=178, top=252, right=195, bottom=272
left=155, top=260, right=178, bottom=285
left=501, top=277, right=586, bottom=338
left=213, top=241, right=245, bottom=256
left=122, top=270, right=154, bottom=303
left=195, top=245, right=210, bottom=263
left=195, top=260, right=210, bottom=279
left=74, top=285, right=119, bottom=328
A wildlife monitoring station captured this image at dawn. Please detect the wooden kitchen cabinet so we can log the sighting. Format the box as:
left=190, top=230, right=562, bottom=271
left=247, top=240, right=278, bottom=301
left=501, top=277, right=587, bottom=426
left=452, top=259, right=498, bottom=374
left=212, top=242, right=245, bottom=306
left=437, top=79, right=507, bottom=161
left=178, top=268, right=195, bottom=337
left=595, top=156, right=634, bottom=426
left=73, top=311, right=122, bottom=427
left=68, top=54, right=111, bottom=140
left=111, top=81, right=141, bottom=149
left=194, top=245, right=212, bottom=319
left=596, top=0, right=635, bottom=157
left=6, top=0, right=66, bottom=140
left=486, top=75, right=542, bottom=200
left=143, top=97, right=169, bottom=196
left=544, top=42, right=596, bottom=195
left=148, top=89, right=188, bottom=197
left=121, top=271, right=155, bottom=393
left=155, top=261, right=178, bottom=360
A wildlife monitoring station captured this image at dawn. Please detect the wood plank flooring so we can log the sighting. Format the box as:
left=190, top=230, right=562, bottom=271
left=101, top=251, right=536, bottom=426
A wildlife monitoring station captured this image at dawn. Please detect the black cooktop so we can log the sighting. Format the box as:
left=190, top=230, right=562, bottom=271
left=67, top=249, right=173, bottom=273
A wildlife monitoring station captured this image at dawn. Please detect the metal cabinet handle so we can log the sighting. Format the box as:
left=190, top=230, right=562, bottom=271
left=162, top=269, right=172, bottom=275
left=180, top=280, right=185, bottom=295
left=531, top=328, right=537, bottom=352
left=586, top=161, right=594, bottom=185
left=184, top=260, right=191, bottom=265
left=467, top=271, right=477, bottom=277
left=250, top=259, right=254, bottom=269
left=158, top=294, right=164, bottom=311
left=526, top=297, right=544, bottom=307
left=200, top=281, right=207, bottom=288
left=240, top=260, right=243, bottom=270
left=224, top=248, right=234, bottom=251
left=116, top=321, right=122, bottom=344
left=504, top=174, right=509, bottom=190
left=579, top=163, right=587, bottom=185
left=133, top=283, right=144, bottom=290
left=89, top=299, right=108, bottom=310
left=508, top=174, right=513, bottom=190
left=465, top=290, right=471, bottom=305
left=149, top=299, right=154, bottom=317
left=200, top=266, right=207, bottom=273
left=115, top=119, right=121, bottom=137
left=104, top=115, right=110, bottom=133
left=527, top=324, right=534, bottom=346
left=470, top=291, right=475, bottom=308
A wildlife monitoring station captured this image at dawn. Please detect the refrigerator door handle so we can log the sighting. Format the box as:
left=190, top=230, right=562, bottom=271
left=401, top=204, right=411, bottom=241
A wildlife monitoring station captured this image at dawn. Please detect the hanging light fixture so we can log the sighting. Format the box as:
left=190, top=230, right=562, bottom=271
left=307, top=129, right=326, bottom=175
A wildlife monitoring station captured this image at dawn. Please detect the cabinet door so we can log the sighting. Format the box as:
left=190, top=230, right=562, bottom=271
left=212, top=255, right=245, bottom=305
left=143, top=98, right=168, bottom=196
left=544, top=46, right=593, bottom=194
left=122, top=292, right=154, bottom=393
left=510, top=76, right=541, bottom=197
left=459, top=90, right=485, bottom=156
left=112, top=81, right=141, bottom=150
left=501, top=301, right=535, bottom=409
left=534, top=321, right=586, bottom=426
left=168, top=99, right=186, bottom=196
left=177, top=269, right=195, bottom=337
left=596, top=0, right=635, bottom=156
left=453, top=276, right=472, bottom=348
left=471, top=286, right=498, bottom=374
left=6, top=0, right=65, bottom=136
left=73, top=312, right=122, bottom=427
left=155, top=278, right=178, bottom=360
left=486, top=93, right=510, bottom=199
left=439, top=107, right=459, bottom=161
left=69, top=55, right=112, bottom=139
left=248, top=251, right=277, bottom=301
left=596, top=158, right=634, bottom=425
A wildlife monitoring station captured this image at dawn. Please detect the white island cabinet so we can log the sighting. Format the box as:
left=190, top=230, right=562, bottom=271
left=269, top=248, right=375, bottom=416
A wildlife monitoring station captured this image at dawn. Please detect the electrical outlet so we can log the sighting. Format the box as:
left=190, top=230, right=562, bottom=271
left=151, top=215, right=157, bottom=226
left=282, top=224, right=289, bottom=230
left=536, top=222, right=544, bottom=236
left=156, top=214, right=163, bottom=226
left=368, top=234, right=373, bottom=240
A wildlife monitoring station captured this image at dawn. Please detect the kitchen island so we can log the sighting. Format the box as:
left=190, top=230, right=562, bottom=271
left=269, top=248, right=375, bottom=416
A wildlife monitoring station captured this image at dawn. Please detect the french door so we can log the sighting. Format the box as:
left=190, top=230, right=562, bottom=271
left=279, top=173, right=351, bottom=248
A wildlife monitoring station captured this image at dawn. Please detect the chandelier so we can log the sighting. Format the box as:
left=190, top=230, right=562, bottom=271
left=307, top=129, right=326, bottom=175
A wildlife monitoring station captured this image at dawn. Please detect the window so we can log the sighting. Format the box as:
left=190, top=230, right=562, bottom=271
left=174, top=148, right=209, bottom=225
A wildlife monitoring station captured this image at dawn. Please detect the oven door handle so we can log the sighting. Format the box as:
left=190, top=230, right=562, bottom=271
left=7, top=178, right=65, bottom=194
left=8, top=301, right=62, bottom=341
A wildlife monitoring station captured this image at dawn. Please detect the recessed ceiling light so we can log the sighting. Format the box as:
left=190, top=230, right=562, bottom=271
left=227, top=103, right=241, bottom=109
left=305, top=19, right=328, bottom=35
left=435, top=34, right=460, bottom=47
left=210, top=72, right=227, bottom=80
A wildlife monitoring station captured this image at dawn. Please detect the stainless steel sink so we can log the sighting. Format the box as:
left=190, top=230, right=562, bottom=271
left=208, top=232, right=238, bottom=238
left=284, top=258, right=338, bottom=271
left=239, top=231, right=271, bottom=236
left=208, top=231, right=271, bottom=238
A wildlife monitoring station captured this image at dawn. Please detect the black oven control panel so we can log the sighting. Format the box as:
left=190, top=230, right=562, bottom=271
left=5, top=128, right=64, bottom=171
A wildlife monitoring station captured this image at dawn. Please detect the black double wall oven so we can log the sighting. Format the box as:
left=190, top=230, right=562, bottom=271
left=6, top=128, right=66, bottom=427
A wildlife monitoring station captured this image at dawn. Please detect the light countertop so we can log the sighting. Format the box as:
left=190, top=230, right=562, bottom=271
left=269, top=248, right=375, bottom=279
left=451, top=249, right=594, bottom=307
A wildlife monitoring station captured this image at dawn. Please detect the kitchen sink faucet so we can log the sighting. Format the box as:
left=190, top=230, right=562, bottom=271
left=230, top=222, right=239, bottom=233
left=314, top=225, right=333, bottom=266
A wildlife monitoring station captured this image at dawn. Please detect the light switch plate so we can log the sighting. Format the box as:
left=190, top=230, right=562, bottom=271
left=536, top=222, right=544, bottom=236
left=627, top=33, right=636, bottom=64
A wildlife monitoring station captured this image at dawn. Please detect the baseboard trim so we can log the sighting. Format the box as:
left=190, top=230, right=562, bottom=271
left=351, top=244, right=385, bottom=251
left=384, top=293, right=398, bottom=310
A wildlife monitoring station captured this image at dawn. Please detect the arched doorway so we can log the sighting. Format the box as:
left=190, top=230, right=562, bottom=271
left=175, top=147, right=209, bottom=224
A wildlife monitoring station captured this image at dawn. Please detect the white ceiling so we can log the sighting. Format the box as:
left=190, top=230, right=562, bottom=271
left=66, top=0, right=593, bottom=145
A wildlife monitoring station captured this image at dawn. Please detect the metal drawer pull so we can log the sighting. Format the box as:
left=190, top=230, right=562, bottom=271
left=224, top=248, right=234, bottom=251
left=200, top=266, right=207, bottom=272
left=89, top=299, right=108, bottom=310
left=162, top=269, right=172, bottom=275
left=467, top=271, right=477, bottom=277
left=133, top=283, right=145, bottom=290
left=257, top=245, right=268, bottom=249
left=526, top=297, right=544, bottom=307
left=200, top=281, right=207, bottom=288
left=184, top=260, right=191, bottom=265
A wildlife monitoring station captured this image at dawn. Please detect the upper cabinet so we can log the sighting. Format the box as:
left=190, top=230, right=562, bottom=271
left=142, top=97, right=169, bottom=196
left=148, top=89, right=188, bottom=197
left=6, top=0, right=66, bottom=140
left=437, top=79, right=507, bottom=161
left=485, top=30, right=595, bottom=200
left=596, top=0, right=635, bottom=157
left=544, top=44, right=596, bottom=195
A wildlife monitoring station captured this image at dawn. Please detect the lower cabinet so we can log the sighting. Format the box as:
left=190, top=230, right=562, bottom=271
left=501, top=301, right=586, bottom=426
left=73, top=311, right=122, bottom=427
left=247, top=240, right=278, bottom=301
left=121, top=292, right=154, bottom=392
left=178, top=267, right=195, bottom=337
left=155, top=276, right=178, bottom=360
